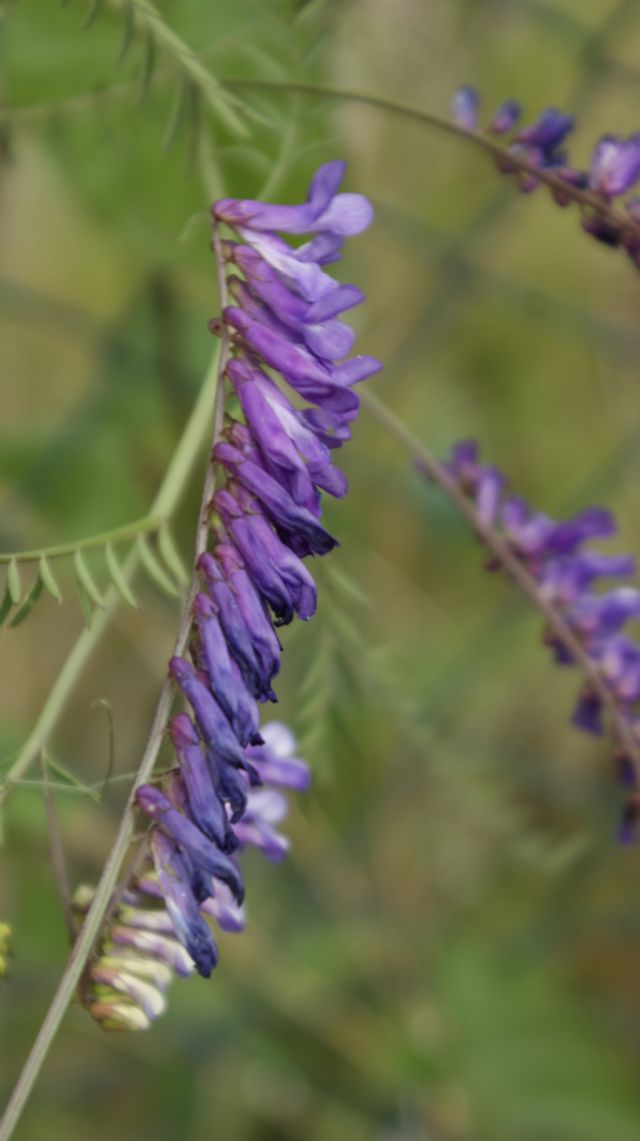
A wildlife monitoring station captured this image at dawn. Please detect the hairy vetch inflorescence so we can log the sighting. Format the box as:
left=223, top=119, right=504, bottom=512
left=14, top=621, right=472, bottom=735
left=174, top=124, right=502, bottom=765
left=79, top=164, right=381, bottom=1028
left=452, top=86, right=640, bottom=267
left=446, top=440, right=640, bottom=840
left=78, top=723, right=308, bottom=1029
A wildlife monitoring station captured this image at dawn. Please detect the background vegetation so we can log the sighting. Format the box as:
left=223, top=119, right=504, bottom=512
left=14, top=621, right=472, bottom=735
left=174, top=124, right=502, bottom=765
left=3, top=1, right=640, bottom=1138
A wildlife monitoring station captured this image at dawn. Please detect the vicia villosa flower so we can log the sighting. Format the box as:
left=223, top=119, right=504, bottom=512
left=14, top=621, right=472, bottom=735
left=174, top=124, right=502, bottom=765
left=78, top=163, right=381, bottom=1028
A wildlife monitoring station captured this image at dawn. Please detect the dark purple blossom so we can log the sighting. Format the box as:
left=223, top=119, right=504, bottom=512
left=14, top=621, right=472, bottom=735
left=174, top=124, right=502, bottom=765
left=150, top=830, right=219, bottom=978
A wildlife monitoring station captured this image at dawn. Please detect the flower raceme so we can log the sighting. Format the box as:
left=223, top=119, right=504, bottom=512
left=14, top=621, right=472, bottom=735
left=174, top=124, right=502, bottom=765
left=77, top=722, right=308, bottom=1030
left=446, top=440, right=640, bottom=840
left=451, top=86, right=640, bottom=267
left=78, top=163, right=381, bottom=1029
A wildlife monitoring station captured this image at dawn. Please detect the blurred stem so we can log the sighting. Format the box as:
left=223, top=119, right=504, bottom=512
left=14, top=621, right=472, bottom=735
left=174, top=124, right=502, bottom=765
left=221, top=78, right=640, bottom=243
left=0, top=252, right=230, bottom=1141
left=0, top=344, right=220, bottom=813
left=102, top=0, right=247, bottom=137
left=360, top=388, right=640, bottom=776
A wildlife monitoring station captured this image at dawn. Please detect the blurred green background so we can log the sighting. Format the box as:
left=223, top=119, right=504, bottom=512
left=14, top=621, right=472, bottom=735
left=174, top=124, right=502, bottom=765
left=3, top=1, right=640, bottom=1138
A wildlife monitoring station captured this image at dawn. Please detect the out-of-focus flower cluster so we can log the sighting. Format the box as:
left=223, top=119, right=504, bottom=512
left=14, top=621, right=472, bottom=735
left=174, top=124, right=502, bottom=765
left=76, top=163, right=380, bottom=1030
left=446, top=440, right=640, bottom=840
left=77, top=724, right=308, bottom=1030
left=452, top=86, right=640, bottom=267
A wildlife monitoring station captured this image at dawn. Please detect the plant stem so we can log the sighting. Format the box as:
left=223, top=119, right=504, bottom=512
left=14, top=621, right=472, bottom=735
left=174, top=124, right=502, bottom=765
left=1, top=76, right=637, bottom=243
left=0, top=327, right=225, bottom=1141
left=221, top=78, right=640, bottom=244
left=0, top=346, right=219, bottom=811
left=360, top=387, right=640, bottom=777
left=0, top=515, right=162, bottom=564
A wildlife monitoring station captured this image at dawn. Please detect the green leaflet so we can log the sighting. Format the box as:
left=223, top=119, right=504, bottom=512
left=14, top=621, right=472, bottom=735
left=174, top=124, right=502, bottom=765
left=136, top=26, right=155, bottom=104
left=7, top=559, right=21, bottom=606
left=157, top=525, right=188, bottom=584
left=136, top=535, right=179, bottom=596
left=73, top=550, right=106, bottom=609
left=105, top=543, right=137, bottom=608
left=9, top=573, right=45, bottom=629
left=39, top=555, right=63, bottom=603
left=116, top=0, right=135, bottom=64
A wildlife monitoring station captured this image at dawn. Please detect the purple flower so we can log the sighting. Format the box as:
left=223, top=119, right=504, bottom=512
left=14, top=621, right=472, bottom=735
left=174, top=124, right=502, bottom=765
left=589, top=134, right=640, bottom=198
left=231, top=788, right=292, bottom=862
left=213, top=486, right=317, bottom=624
left=192, top=593, right=261, bottom=745
left=450, top=85, right=640, bottom=271
left=516, top=108, right=574, bottom=152
left=452, top=85, right=480, bottom=130
left=169, top=656, right=257, bottom=775
left=197, top=552, right=279, bottom=701
left=445, top=438, right=640, bottom=840
left=246, top=722, right=311, bottom=791
left=490, top=98, right=521, bottom=135
left=150, top=830, right=219, bottom=978
left=214, top=440, right=339, bottom=556
left=213, top=160, right=374, bottom=237
left=136, top=785, right=245, bottom=903
left=169, top=714, right=234, bottom=850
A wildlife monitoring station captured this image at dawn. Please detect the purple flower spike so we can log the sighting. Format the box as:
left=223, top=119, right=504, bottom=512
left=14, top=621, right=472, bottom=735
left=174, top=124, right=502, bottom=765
left=589, top=134, right=640, bottom=198
left=446, top=437, right=640, bottom=841
left=150, top=831, right=219, bottom=978
left=214, top=160, right=374, bottom=237
left=452, top=85, right=480, bottom=130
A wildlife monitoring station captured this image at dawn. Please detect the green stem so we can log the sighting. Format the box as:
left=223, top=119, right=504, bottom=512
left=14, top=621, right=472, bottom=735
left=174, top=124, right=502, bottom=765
left=0, top=341, right=224, bottom=1141
left=104, top=0, right=248, bottom=137
left=222, top=78, right=640, bottom=243
left=0, top=515, right=162, bottom=564
left=0, top=345, right=220, bottom=812
left=2, top=72, right=636, bottom=240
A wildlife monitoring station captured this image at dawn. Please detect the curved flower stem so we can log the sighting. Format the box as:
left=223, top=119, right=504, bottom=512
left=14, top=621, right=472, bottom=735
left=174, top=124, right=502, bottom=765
left=0, top=340, right=226, bottom=1141
left=222, top=78, right=640, bottom=245
left=0, top=346, right=219, bottom=812
left=360, top=387, right=640, bottom=778
left=2, top=76, right=636, bottom=243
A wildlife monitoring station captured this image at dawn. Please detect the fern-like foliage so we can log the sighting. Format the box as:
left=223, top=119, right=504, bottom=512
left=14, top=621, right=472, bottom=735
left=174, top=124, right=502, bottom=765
left=0, top=520, right=186, bottom=628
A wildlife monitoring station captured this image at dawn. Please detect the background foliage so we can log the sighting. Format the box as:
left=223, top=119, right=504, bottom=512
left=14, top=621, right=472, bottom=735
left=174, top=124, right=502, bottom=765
left=3, top=1, right=640, bottom=1138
